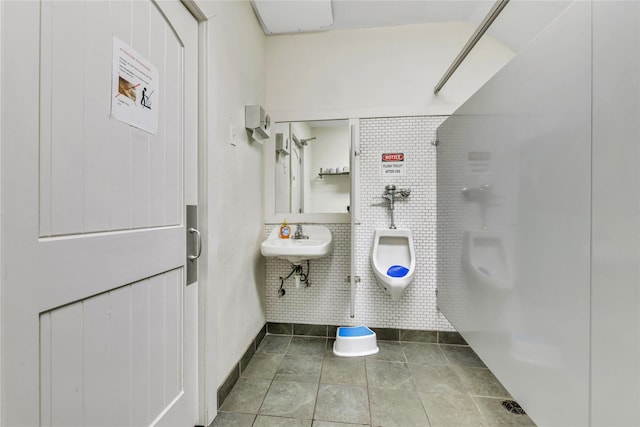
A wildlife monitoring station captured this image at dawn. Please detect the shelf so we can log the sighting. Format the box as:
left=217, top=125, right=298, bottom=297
left=318, top=172, right=350, bottom=178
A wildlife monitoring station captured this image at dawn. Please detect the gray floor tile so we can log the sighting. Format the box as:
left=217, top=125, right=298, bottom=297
left=275, top=355, right=323, bottom=382
left=241, top=353, right=283, bottom=380
left=440, top=345, right=486, bottom=367
left=219, top=378, right=272, bottom=414
left=324, top=343, right=340, bottom=359
left=419, top=392, right=487, bottom=426
left=312, top=422, right=371, bottom=427
left=218, top=327, right=514, bottom=427
left=366, top=341, right=406, bottom=362
left=472, top=396, right=537, bottom=426
left=254, top=415, right=312, bottom=427
left=314, top=384, right=370, bottom=425
left=408, top=363, right=467, bottom=394
left=218, top=366, right=240, bottom=408
left=259, top=380, right=318, bottom=419
left=210, top=411, right=256, bottom=427
left=453, top=366, right=511, bottom=398
left=365, top=360, right=414, bottom=390
left=402, top=342, right=448, bottom=365
left=258, top=335, right=291, bottom=354
left=287, top=337, right=327, bottom=357
left=321, top=356, right=367, bottom=386
left=369, top=387, right=430, bottom=426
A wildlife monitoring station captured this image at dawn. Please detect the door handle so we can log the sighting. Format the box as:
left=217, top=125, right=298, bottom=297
left=188, top=227, right=202, bottom=262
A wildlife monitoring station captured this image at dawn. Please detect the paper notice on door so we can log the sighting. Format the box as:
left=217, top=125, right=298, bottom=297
left=111, top=37, right=159, bottom=134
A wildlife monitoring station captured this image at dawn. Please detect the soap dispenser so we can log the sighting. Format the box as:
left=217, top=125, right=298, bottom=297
left=280, top=219, right=291, bottom=239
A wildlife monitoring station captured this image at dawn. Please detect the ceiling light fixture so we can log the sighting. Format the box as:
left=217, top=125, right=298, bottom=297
left=251, top=0, right=334, bottom=35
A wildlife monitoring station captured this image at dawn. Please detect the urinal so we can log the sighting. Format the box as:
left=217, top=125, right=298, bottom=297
left=461, top=230, right=512, bottom=291
left=371, top=228, right=416, bottom=301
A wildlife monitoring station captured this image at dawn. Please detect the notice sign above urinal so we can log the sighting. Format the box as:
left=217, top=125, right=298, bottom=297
left=381, top=153, right=405, bottom=176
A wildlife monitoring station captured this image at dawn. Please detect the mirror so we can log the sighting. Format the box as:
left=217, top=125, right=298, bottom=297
left=274, top=120, right=350, bottom=214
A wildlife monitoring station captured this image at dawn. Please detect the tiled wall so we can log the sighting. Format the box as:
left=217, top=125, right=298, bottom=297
left=265, top=116, right=454, bottom=331
left=265, top=223, right=352, bottom=325
left=434, top=116, right=486, bottom=329
left=355, top=116, right=452, bottom=330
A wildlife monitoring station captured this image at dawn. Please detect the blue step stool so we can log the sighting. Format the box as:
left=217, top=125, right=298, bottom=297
left=333, top=325, right=379, bottom=357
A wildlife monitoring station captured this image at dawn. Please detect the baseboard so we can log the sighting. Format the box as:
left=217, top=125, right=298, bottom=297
left=217, top=323, right=267, bottom=409
left=266, top=321, right=467, bottom=345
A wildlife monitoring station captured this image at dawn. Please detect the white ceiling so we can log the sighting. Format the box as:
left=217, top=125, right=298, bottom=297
left=252, top=0, right=571, bottom=52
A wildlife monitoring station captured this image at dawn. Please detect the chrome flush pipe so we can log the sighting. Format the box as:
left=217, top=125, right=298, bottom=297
left=382, top=185, right=411, bottom=229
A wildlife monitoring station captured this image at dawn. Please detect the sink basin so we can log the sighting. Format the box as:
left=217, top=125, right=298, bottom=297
left=261, top=225, right=333, bottom=264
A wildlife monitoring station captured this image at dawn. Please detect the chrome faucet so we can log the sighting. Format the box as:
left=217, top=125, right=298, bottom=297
left=293, top=224, right=309, bottom=239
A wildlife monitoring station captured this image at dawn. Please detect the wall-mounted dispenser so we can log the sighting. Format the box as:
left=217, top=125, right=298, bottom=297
left=245, top=105, right=271, bottom=141
left=275, top=133, right=290, bottom=156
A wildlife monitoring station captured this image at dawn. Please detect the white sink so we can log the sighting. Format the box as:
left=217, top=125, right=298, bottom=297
left=261, top=225, right=333, bottom=264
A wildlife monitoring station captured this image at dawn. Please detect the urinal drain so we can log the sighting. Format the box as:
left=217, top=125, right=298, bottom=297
left=501, top=400, right=526, bottom=415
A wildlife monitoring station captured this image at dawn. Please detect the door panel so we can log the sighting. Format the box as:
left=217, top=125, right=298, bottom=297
left=40, top=270, right=183, bottom=426
left=38, top=227, right=184, bottom=312
left=1, top=1, right=198, bottom=425
left=38, top=0, right=184, bottom=237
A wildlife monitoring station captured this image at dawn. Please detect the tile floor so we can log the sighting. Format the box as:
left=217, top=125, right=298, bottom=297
left=211, top=335, right=536, bottom=427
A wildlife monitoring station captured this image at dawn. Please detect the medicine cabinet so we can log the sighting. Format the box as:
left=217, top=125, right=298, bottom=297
left=265, top=118, right=357, bottom=224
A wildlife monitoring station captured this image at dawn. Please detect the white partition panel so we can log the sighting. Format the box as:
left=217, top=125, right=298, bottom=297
left=590, top=2, right=640, bottom=425
left=439, top=1, right=640, bottom=425
left=436, top=3, right=592, bottom=426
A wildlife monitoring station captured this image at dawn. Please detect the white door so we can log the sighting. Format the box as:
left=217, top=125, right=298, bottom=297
left=1, top=1, right=199, bottom=426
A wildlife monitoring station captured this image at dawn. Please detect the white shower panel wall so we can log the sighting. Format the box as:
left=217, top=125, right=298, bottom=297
left=436, top=1, right=640, bottom=425
left=437, top=3, right=592, bottom=424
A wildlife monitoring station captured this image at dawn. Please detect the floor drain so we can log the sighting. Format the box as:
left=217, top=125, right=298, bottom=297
left=502, top=400, right=526, bottom=415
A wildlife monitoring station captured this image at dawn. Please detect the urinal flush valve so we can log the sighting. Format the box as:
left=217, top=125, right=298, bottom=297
left=382, top=185, right=411, bottom=229
left=384, top=185, right=411, bottom=202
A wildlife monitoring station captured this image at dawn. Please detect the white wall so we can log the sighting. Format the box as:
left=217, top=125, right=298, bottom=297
left=204, top=0, right=266, bottom=395
left=265, top=21, right=515, bottom=121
